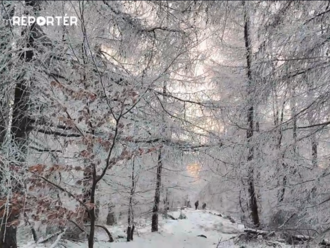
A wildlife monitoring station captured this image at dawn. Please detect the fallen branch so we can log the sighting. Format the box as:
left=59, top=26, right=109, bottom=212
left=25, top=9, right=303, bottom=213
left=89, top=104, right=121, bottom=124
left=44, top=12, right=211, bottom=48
left=226, top=215, right=236, bottom=223
left=240, top=228, right=330, bottom=247
left=209, top=211, right=223, bottom=217
left=37, top=228, right=65, bottom=244
left=208, top=211, right=236, bottom=223
left=167, top=214, right=177, bottom=220
left=244, top=228, right=272, bottom=236
left=24, top=212, right=38, bottom=242
left=85, top=224, right=114, bottom=242
left=283, top=233, right=312, bottom=244
left=68, top=219, right=85, bottom=233
left=50, top=228, right=67, bottom=248
left=320, top=239, right=330, bottom=247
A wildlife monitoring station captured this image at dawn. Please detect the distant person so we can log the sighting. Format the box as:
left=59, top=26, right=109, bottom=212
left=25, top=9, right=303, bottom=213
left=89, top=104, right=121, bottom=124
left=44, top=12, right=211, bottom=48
left=202, top=203, right=206, bottom=210
left=187, top=200, right=191, bottom=208
left=195, top=200, right=199, bottom=210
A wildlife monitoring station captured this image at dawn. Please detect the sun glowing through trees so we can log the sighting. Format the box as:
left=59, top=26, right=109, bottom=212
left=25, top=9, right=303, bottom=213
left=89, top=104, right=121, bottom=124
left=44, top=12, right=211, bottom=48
left=187, top=163, right=201, bottom=179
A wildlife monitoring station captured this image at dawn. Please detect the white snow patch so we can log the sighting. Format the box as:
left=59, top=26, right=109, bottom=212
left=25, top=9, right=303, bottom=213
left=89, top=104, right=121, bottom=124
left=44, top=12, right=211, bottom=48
left=20, top=209, right=290, bottom=248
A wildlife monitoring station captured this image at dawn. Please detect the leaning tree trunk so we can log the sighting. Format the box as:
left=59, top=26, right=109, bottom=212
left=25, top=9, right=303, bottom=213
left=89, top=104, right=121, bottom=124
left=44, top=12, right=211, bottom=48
left=243, top=0, right=260, bottom=228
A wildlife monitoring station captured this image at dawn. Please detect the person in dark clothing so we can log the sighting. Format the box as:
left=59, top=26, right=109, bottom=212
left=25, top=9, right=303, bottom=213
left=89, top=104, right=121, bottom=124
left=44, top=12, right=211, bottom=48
left=202, top=203, right=206, bottom=210
left=195, top=200, right=199, bottom=210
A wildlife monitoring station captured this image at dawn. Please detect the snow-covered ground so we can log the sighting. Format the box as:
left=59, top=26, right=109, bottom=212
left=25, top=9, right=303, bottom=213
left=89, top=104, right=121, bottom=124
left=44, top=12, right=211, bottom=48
left=22, top=208, right=293, bottom=248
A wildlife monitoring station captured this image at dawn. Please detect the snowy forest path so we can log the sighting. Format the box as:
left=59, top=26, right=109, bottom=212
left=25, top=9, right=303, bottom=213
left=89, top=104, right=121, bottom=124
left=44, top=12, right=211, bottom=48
left=106, top=209, right=242, bottom=248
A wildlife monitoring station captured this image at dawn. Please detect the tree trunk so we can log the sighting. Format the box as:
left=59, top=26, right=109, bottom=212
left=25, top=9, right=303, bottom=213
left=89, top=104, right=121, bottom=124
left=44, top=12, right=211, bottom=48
left=95, top=200, right=100, bottom=222
left=289, top=82, right=299, bottom=180
left=127, top=158, right=135, bottom=241
left=88, top=166, right=97, bottom=248
left=126, top=225, right=135, bottom=242
left=127, top=226, right=131, bottom=242
left=151, top=80, right=167, bottom=232
left=311, top=140, right=317, bottom=168
left=163, top=188, right=169, bottom=219
left=0, top=81, right=31, bottom=247
left=130, top=225, right=135, bottom=240
left=290, top=86, right=297, bottom=157
left=106, top=205, right=116, bottom=226
left=243, top=0, right=260, bottom=228
left=277, top=101, right=287, bottom=203
left=0, top=219, right=17, bottom=248
left=151, top=150, right=163, bottom=232
left=0, top=2, right=14, bottom=146
left=306, top=78, right=318, bottom=168
left=0, top=1, right=41, bottom=246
